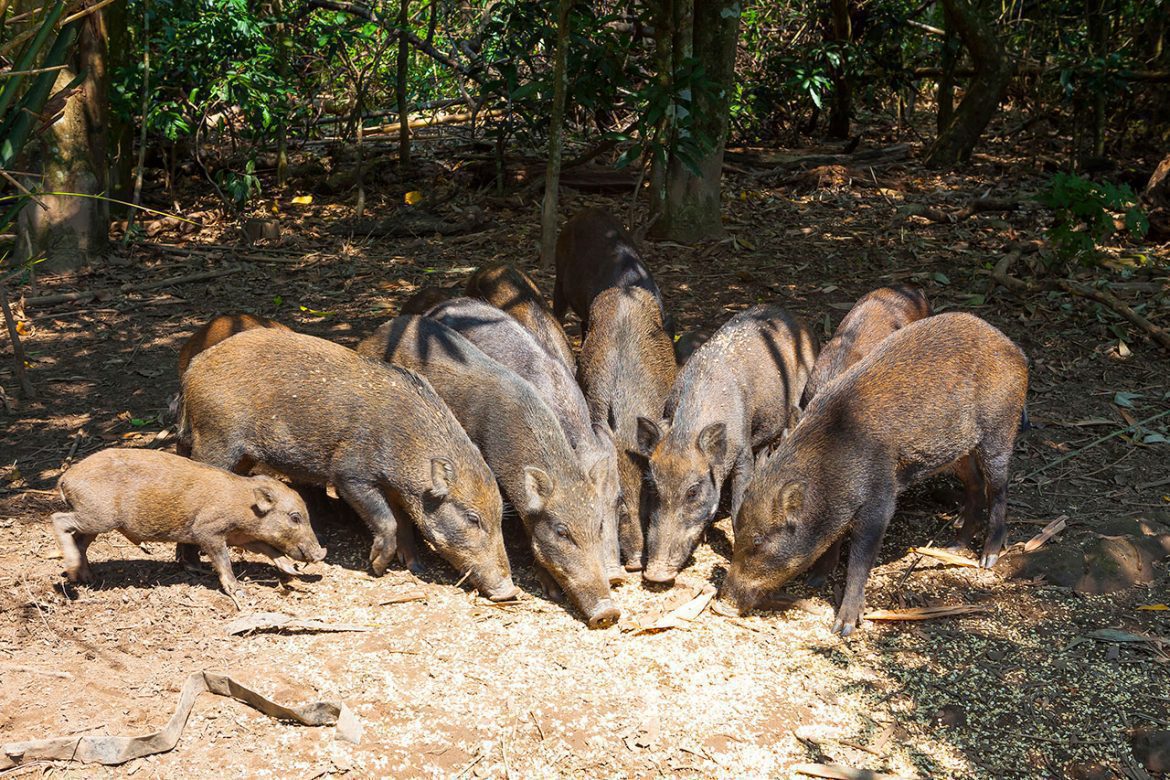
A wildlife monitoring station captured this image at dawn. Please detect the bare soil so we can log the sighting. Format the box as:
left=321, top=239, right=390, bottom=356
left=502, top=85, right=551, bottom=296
left=2, top=130, right=1169, bottom=779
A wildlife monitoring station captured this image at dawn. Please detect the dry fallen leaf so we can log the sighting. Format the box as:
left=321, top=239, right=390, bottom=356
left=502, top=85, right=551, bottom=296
left=909, top=547, right=979, bottom=567
left=628, top=584, right=716, bottom=635
left=404, top=191, right=424, bottom=205
left=1138, top=604, right=1169, bottom=611
left=291, top=194, right=313, bottom=205
left=1023, top=515, right=1068, bottom=552
left=863, top=605, right=985, bottom=622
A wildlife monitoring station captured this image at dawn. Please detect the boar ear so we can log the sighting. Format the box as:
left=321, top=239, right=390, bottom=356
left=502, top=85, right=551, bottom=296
left=697, top=422, right=727, bottom=463
left=523, top=466, right=555, bottom=515
left=430, top=457, right=456, bottom=499
left=779, top=481, right=804, bottom=520
left=636, top=417, right=663, bottom=457
left=253, top=484, right=277, bottom=515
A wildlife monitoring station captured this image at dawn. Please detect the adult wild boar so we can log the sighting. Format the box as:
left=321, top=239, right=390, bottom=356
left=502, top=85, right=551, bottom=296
left=180, top=328, right=517, bottom=602
left=578, top=287, right=677, bottom=571
left=426, top=297, right=624, bottom=583
left=357, top=316, right=620, bottom=628
left=637, top=305, right=818, bottom=585
left=721, top=313, right=1028, bottom=636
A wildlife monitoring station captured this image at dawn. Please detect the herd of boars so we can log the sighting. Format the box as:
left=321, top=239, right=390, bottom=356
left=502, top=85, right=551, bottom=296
left=51, top=207, right=1029, bottom=636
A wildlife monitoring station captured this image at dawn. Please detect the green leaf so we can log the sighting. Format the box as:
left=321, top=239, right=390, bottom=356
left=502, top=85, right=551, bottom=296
left=130, top=418, right=150, bottom=427
left=1113, top=391, right=1142, bottom=409
left=932, top=272, right=951, bottom=285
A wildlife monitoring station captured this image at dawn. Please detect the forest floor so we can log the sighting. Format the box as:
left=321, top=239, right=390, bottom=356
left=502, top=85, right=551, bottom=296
left=2, top=121, right=1169, bottom=779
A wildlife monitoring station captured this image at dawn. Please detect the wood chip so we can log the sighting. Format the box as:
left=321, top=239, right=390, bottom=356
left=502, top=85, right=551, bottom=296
left=908, top=547, right=979, bottom=567
left=863, top=605, right=986, bottom=622
left=1023, top=515, right=1068, bottom=552
left=627, top=584, right=716, bottom=635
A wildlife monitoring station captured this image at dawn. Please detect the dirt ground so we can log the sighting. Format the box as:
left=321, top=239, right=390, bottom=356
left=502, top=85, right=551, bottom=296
left=2, top=129, right=1169, bottom=779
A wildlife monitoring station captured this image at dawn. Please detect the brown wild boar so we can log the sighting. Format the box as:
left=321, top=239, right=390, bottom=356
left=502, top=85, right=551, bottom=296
left=553, top=208, right=664, bottom=333
left=799, top=284, right=931, bottom=586
left=357, top=316, right=620, bottom=628
left=465, top=264, right=576, bottom=372
left=579, top=287, right=677, bottom=571
left=801, top=285, right=931, bottom=405
left=721, top=313, right=1028, bottom=636
left=177, top=313, right=290, bottom=377
left=400, top=285, right=457, bottom=315
left=51, top=448, right=325, bottom=604
left=637, top=306, right=818, bottom=585
left=426, top=297, right=625, bottom=584
left=181, top=328, right=517, bottom=602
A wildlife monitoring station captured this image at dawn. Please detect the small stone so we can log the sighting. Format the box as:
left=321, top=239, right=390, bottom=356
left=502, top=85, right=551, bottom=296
left=932, top=704, right=966, bottom=728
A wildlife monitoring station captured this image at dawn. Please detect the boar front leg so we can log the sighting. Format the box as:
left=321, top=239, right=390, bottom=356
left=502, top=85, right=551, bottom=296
left=202, top=540, right=244, bottom=610
left=833, top=494, right=895, bottom=638
left=728, top=450, right=754, bottom=532
left=978, top=446, right=1013, bottom=569
left=51, top=512, right=95, bottom=583
left=335, top=479, right=398, bottom=576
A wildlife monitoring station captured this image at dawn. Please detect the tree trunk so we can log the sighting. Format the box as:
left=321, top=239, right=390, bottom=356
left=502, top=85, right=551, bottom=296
left=1086, top=0, right=1108, bottom=160
left=539, top=0, right=572, bottom=267
left=649, top=0, right=740, bottom=242
left=15, top=3, right=110, bottom=272
left=827, top=0, right=852, bottom=139
left=924, top=0, right=1013, bottom=168
left=937, top=4, right=959, bottom=133
left=396, top=0, right=411, bottom=171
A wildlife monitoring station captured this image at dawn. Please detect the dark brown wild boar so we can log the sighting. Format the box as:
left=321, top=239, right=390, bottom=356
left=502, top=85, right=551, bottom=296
left=426, top=297, right=625, bottom=583
left=637, top=306, right=818, bottom=585
left=177, top=313, right=290, bottom=377
left=721, top=313, right=1028, bottom=636
left=553, top=208, right=663, bottom=333
left=801, top=285, right=931, bottom=405
left=799, top=284, right=930, bottom=586
left=357, top=316, right=620, bottom=628
left=51, top=448, right=325, bottom=604
left=579, top=287, right=677, bottom=571
left=400, top=285, right=457, bottom=315
left=465, top=264, right=576, bottom=372
left=181, top=328, right=517, bottom=602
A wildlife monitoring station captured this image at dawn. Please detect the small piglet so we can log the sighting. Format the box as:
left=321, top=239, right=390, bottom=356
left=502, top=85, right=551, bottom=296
left=721, top=313, right=1027, bottom=636
left=51, top=448, right=325, bottom=602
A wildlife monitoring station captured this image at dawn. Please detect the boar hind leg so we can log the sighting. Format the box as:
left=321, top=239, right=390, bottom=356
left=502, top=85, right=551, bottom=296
left=950, top=454, right=988, bottom=552
left=176, top=543, right=204, bottom=571
left=395, top=520, right=424, bottom=575
left=833, top=495, right=895, bottom=638
left=335, top=480, right=398, bottom=576
left=978, top=446, right=1013, bottom=569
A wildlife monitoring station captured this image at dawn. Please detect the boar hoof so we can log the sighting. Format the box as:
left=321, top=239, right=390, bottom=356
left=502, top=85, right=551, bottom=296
left=587, top=600, right=621, bottom=629
left=831, top=614, right=862, bottom=638
left=641, top=567, right=677, bottom=587
left=979, top=552, right=1000, bottom=570
left=624, top=560, right=643, bottom=572
left=485, top=581, right=521, bottom=602
left=607, top=567, right=629, bottom=587
left=368, top=535, right=398, bottom=577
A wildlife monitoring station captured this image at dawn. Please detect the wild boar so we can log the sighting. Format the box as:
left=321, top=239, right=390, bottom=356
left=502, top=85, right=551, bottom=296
left=357, top=316, right=620, bottom=628
left=464, top=264, right=576, bottom=372
left=801, top=285, right=931, bottom=405
left=636, top=306, right=818, bottom=585
left=721, top=313, right=1028, bottom=636
left=180, top=328, right=517, bottom=602
left=553, top=208, right=664, bottom=333
left=578, top=287, right=677, bottom=571
left=177, top=313, right=290, bottom=377
left=51, top=448, right=325, bottom=604
left=426, top=297, right=624, bottom=583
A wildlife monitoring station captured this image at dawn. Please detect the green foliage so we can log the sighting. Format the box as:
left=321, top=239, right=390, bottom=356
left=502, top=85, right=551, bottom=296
left=1038, top=173, right=1149, bottom=262
left=216, top=159, right=262, bottom=212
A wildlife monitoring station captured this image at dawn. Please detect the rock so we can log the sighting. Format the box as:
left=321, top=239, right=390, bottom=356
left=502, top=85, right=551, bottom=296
left=1131, top=728, right=1170, bottom=774
left=931, top=704, right=966, bottom=728
left=1000, top=517, right=1170, bottom=595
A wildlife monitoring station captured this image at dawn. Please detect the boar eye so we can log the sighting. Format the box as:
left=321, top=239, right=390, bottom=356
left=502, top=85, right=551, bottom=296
left=752, top=533, right=765, bottom=547
left=555, top=523, right=570, bottom=539
left=685, top=482, right=703, bottom=502
left=466, top=511, right=482, bottom=528
left=289, top=512, right=304, bottom=524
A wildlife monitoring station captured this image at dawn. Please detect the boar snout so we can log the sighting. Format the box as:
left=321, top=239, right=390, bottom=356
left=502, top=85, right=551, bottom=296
left=642, top=563, right=679, bottom=586
left=586, top=599, right=621, bottom=629
left=297, top=541, right=327, bottom=563
left=483, top=578, right=521, bottom=602
left=716, top=578, right=760, bottom=617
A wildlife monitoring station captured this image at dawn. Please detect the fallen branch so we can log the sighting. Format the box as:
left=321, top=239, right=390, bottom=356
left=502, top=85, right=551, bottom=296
left=22, top=266, right=243, bottom=307
left=330, top=212, right=488, bottom=238
left=863, top=605, right=986, bottom=621
left=745, top=144, right=911, bottom=180
left=992, top=250, right=1170, bottom=353
left=224, top=612, right=370, bottom=636
left=898, top=196, right=1021, bottom=223
left=0, top=671, right=360, bottom=769
left=0, top=662, right=71, bottom=679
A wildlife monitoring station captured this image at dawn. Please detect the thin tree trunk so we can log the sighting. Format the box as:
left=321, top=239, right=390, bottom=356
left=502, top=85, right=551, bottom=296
left=396, top=0, right=410, bottom=171
left=937, top=3, right=959, bottom=133
left=827, top=0, right=852, bottom=139
left=539, top=0, right=572, bottom=267
left=649, top=0, right=739, bottom=242
left=924, top=0, right=1013, bottom=167
left=125, top=0, right=150, bottom=242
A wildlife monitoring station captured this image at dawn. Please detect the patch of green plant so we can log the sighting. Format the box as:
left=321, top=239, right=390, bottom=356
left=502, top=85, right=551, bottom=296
left=1038, top=172, right=1148, bottom=262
